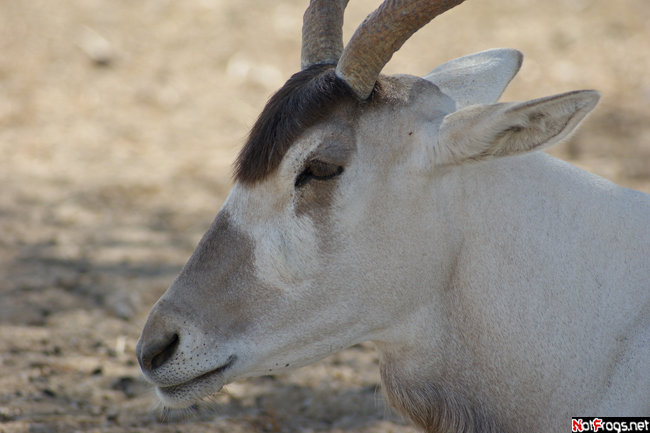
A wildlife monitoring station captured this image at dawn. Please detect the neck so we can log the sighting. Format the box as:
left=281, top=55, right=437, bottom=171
left=375, top=342, right=504, bottom=433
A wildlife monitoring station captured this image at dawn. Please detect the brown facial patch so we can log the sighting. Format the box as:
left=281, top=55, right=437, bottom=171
left=235, top=64, right=384, bottom=185
left=293, top=119, right=356, bottom=223
left=168, top=210, right=276, bottom=336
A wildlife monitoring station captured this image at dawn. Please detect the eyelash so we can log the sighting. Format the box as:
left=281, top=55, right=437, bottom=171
left=295, top=160, right=344, bottom=188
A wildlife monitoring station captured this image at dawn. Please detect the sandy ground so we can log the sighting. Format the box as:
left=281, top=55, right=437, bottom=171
left=0, top=0, right=649, bottom=432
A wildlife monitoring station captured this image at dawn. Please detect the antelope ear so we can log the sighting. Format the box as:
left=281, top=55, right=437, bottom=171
left=423, top=48, right=523, bottom=109
left=433, top=90, right=600, bottom=165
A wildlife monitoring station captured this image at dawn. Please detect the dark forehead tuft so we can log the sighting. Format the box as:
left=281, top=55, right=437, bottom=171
left=234, top=64, right=373, bottom=184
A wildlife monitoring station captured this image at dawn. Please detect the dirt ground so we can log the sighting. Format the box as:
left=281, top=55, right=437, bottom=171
left=0, top=0, right=649, bottom=432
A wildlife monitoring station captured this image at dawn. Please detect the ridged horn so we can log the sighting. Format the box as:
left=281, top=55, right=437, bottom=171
left=336, top=0, right=466, bottom=100
left=301, top=0, right=350, bottom=70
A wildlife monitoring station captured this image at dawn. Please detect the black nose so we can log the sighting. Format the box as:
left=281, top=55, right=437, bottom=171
left=137, top=300, right=183, bottom=373
left=137, top=332, right=180, bottom=372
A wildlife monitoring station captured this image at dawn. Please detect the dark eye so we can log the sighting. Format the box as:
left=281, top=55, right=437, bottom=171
left=295, top=160, right=344, bottom=187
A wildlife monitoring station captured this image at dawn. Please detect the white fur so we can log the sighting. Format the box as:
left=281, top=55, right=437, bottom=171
left=137, top=50, right=650, bottom=432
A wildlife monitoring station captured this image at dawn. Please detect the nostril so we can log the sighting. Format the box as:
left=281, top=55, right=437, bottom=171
left=151, top=334, right=179, bottom=370
left=139, top=333, right=179, bottom=372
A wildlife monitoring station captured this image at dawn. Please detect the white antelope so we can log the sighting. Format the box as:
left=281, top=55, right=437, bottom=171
left=136, top=0, right=650, bottom=431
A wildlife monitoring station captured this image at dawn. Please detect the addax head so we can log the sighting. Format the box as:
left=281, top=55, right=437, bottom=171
left=136, top=0, right=599, bottom=409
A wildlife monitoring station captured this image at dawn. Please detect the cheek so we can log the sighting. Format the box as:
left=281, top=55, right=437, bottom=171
left=252, top=216, right=322, bottom=287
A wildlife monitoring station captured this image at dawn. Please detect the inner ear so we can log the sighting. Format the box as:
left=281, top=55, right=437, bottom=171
left=435, top=90, right=601, bottom=165
left=489, top=90, right=601, bottom=157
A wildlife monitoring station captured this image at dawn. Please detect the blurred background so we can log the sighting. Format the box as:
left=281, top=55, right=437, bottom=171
left=0, top=0, right=648, bottom=432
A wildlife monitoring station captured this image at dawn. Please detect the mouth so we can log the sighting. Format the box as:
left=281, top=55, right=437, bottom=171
left=193, top=355, right=237, bottom=383
left=155, top=355, right=237, bottom=407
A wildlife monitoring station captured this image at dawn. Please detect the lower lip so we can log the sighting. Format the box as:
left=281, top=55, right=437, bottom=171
left=198, top=355, right=237, bottom=380
left=158, top=355, right=237, bottom=394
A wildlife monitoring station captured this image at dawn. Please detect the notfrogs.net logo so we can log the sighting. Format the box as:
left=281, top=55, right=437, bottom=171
left=572, top=418, right=650, bottom=432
